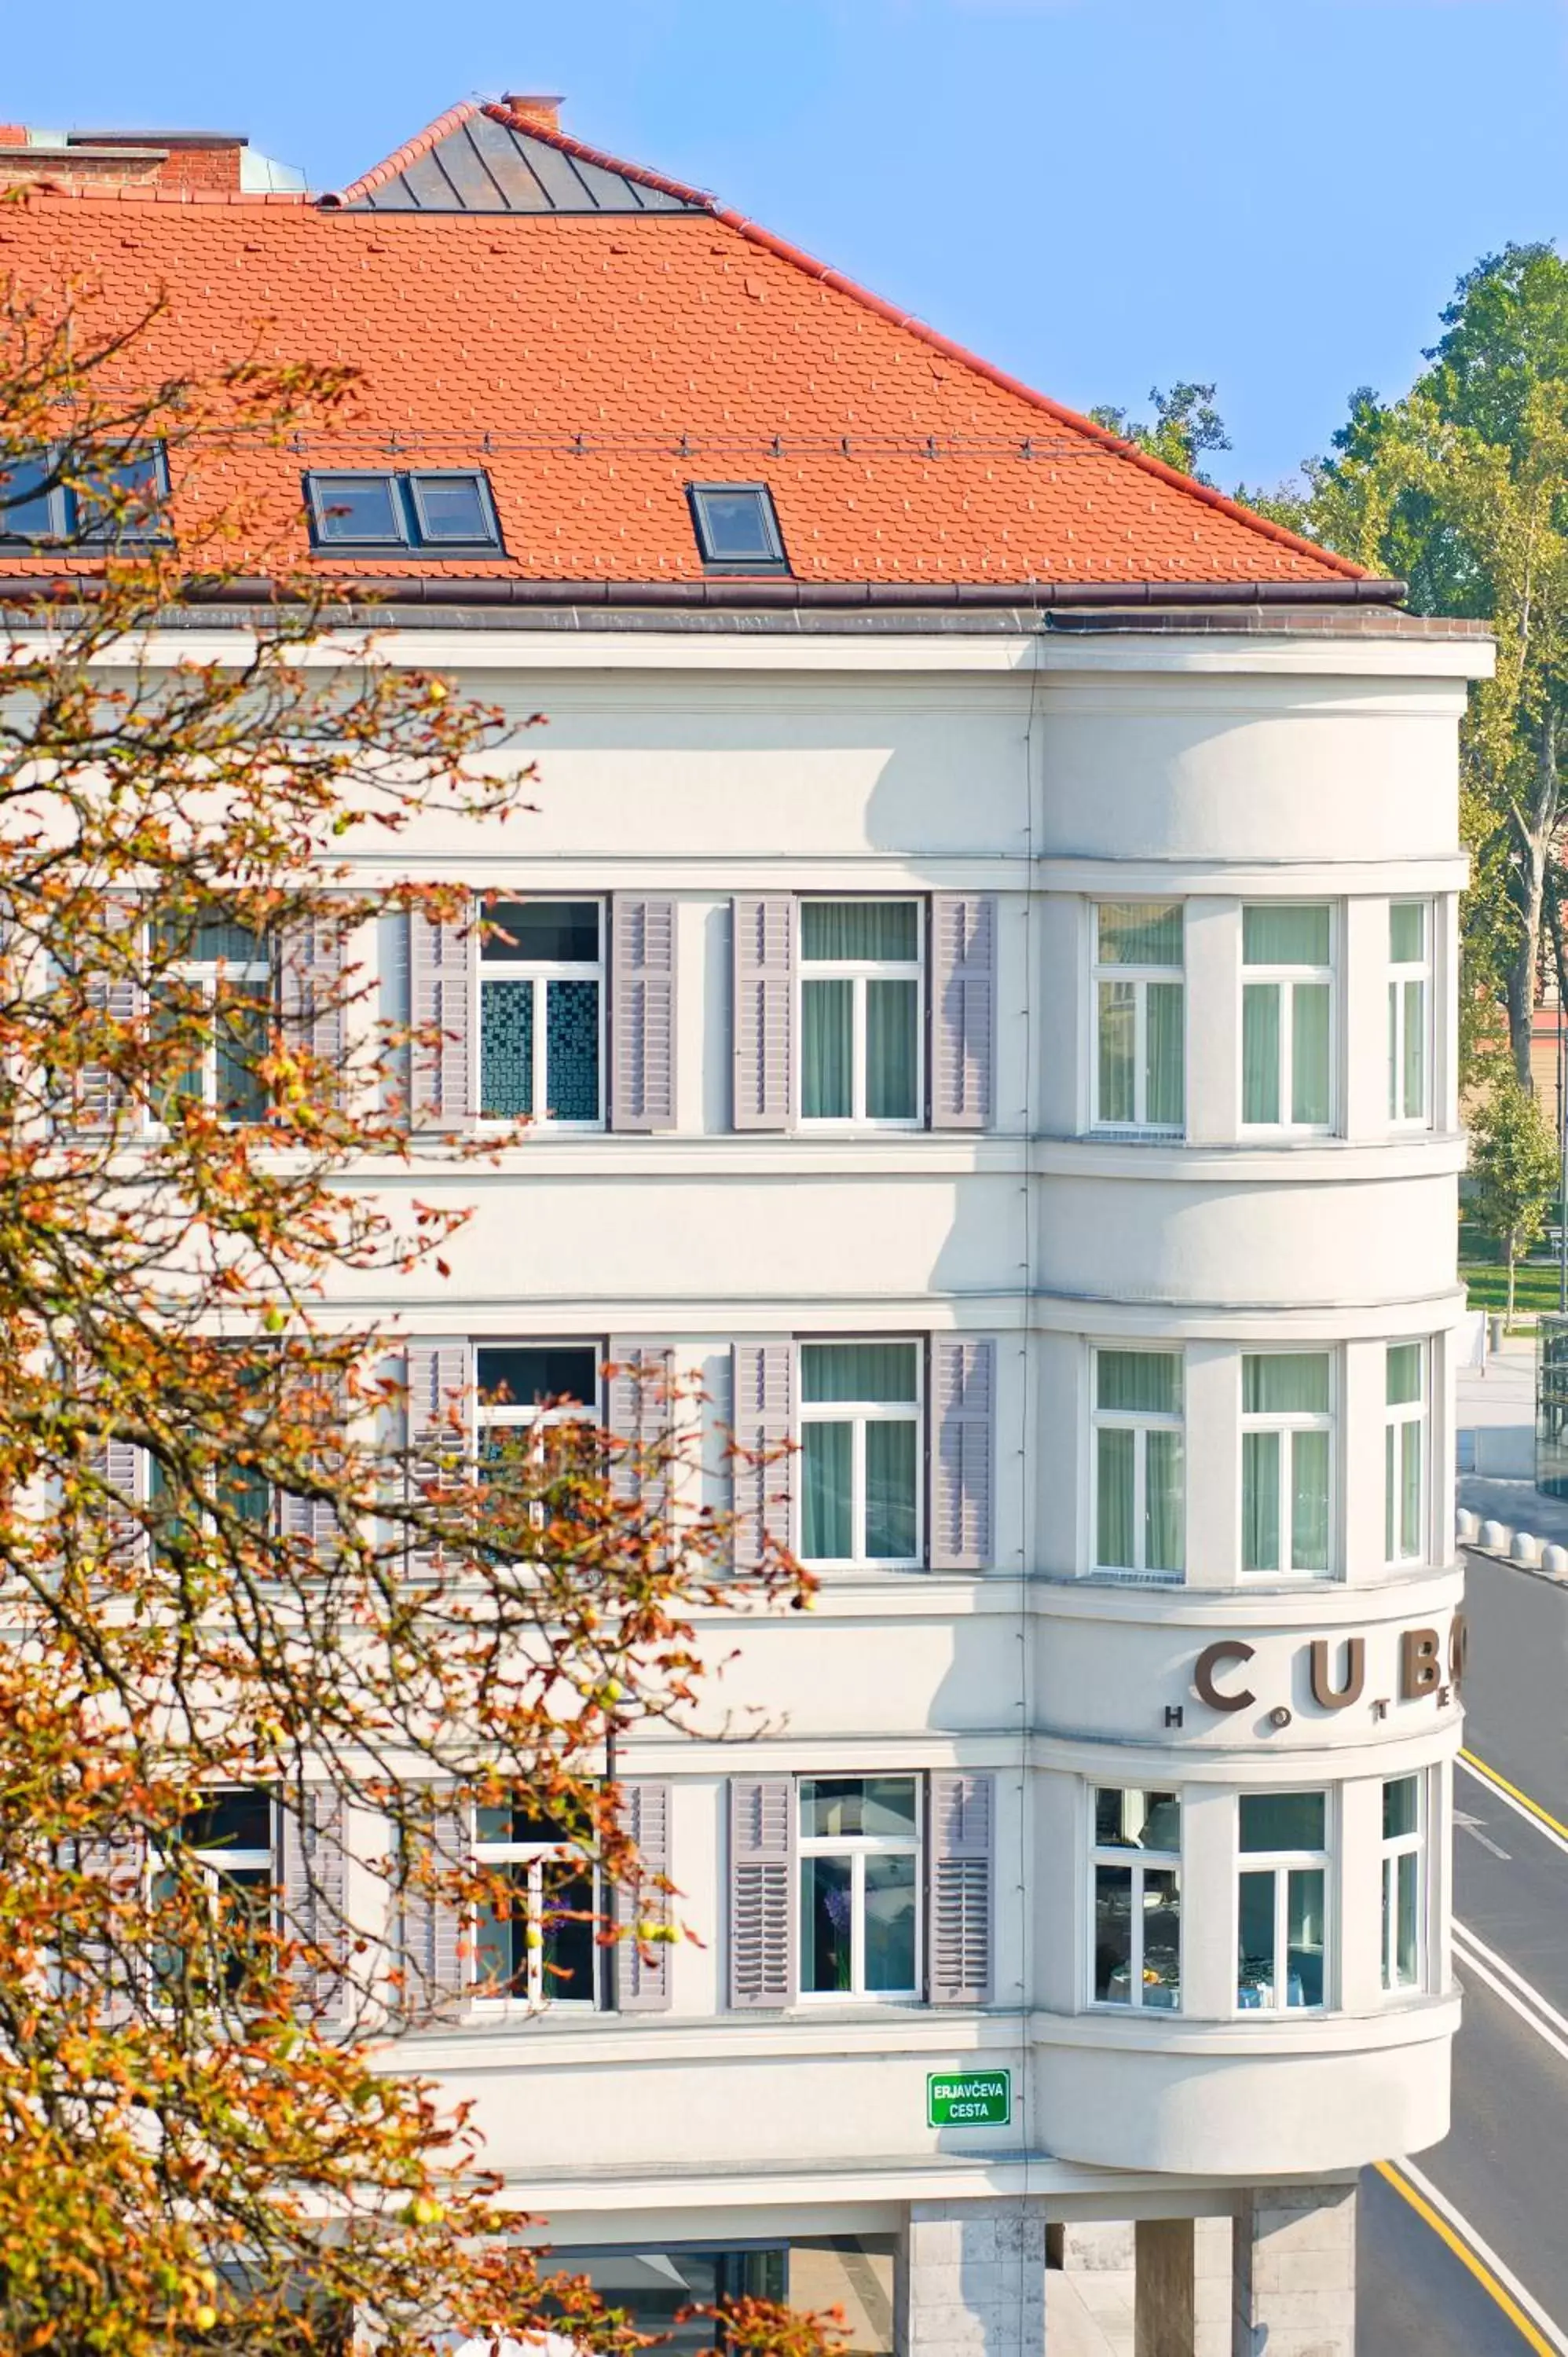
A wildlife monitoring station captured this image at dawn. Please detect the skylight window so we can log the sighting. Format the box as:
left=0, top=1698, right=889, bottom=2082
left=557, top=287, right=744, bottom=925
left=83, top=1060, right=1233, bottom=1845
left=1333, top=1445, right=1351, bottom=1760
left=0, top=444, right=169, bottom=546
left=303, top=468, right=503, bottom=555
left=687, top=482, right=789, bottom=574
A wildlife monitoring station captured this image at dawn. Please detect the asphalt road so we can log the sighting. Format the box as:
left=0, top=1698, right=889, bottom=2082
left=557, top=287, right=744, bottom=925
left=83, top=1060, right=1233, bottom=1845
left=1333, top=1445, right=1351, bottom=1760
left=1357, top=1549, right=1568, bottom=2355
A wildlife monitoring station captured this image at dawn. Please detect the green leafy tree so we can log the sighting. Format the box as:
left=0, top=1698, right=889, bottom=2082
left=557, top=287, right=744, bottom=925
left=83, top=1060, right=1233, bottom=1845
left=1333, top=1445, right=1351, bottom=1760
left=1295, top=247, right=1568, bottom=1084
left=1469, top=1069, right=1560, bottom=1325
left=1090, top=381, right=1232, bottom=484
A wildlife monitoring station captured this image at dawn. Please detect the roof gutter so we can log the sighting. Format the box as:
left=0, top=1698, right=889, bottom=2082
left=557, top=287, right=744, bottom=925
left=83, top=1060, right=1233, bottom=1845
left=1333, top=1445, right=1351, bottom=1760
left=0, top=575, right=1409, bottom=611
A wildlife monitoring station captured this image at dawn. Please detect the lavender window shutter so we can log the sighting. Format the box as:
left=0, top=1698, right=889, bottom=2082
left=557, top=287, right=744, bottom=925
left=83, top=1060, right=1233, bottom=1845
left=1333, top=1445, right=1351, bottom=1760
left=396, top=1791, right=467, bottom=2022
left=607, top=1338, right=675, bottom=1519
left=731, top=1341, right=793, bottom=1573
left=76, top=898, right=142, bottom=1131
left=929, top=1772, right=995, bottom=2005
left=929, top=1337, right=995, bottom=1571
left=82, top=1435, right=145, bottom=1567
left=931, top=894, right=995, bottom=1131
left=408, top=905, right=474, bottom=1130
left=610, top=896, right=677, bottom=1132
left=732, top=896, right=795, bottom=1131
left=728, top=1776, right=795, bottom=2009
left=279, top=1365, right=344, bottom=1555
left=614, top=1780, right=673, bottom=2012
left=278, top=904, right=346, bottom=1090
left=281, top=1787, right=348, bottom=2019
left=404, top=1341, right=469, bottom=1577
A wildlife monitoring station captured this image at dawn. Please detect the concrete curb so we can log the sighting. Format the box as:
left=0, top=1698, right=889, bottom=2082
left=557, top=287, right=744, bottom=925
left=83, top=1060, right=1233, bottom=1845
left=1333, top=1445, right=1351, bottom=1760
left=1456, top=1507, right=1568, bottom=1582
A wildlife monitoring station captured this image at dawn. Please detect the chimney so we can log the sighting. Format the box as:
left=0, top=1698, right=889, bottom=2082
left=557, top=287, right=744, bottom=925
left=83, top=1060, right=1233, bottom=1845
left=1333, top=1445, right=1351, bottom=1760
left=501, top=93, right=563, bottom=134
left=0, top=129, right=249, bottom=195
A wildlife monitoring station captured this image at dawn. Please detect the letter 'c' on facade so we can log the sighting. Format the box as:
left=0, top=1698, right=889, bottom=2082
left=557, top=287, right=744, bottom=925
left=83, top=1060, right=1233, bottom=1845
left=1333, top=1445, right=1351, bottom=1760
left=1309, top=1637, right=1365, bottom=1710
left=1194, top=1640, right=1257, bottom=1713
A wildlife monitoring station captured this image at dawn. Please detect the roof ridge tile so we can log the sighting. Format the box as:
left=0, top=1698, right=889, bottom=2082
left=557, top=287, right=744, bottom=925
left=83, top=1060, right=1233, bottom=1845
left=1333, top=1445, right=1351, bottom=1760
left=328, top=99, right=482, bottom=208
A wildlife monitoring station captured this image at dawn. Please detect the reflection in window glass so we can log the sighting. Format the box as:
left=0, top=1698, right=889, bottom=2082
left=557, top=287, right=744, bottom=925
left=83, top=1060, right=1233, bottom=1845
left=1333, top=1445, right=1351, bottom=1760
left=799, top=1776, right=918, bottom=1997
left=1091, top=1789, right=1181, bottom=2009
left=1236, top=1791, right=1328, bottom=2012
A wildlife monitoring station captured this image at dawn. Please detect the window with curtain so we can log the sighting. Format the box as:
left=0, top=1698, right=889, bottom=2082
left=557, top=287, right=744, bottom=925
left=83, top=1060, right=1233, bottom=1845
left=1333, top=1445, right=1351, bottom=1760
left=1092, top=902, right=1185, bottom=1131
left=471, top=1797, right=599, bottom=2009
left=1241, top=1352, right=1332, bottom=1575
left=1380, top=1774, right=1423, bottom=1993
left=800, top=900, right=922, bottom=1125
left=1389, top=902, right=1431, bottom=1124
left=148, top=912, right=271, bottom=1125
left=799, top=1776, right=919, bottom=1998
left=1241, top=903, right=1333, bottom=1131
left=1091, top=1788, right=1181, bottom=2010
left=478, top=900, right=603, bottom=1125
left=1236, top=1790, right=1329, bottom=2011
left=1385, top=1342, right=1427, bottom=1563
left=1091, top=1349, right=1185, bottom=1578
left=799, top=1341, right=921, bottom=1566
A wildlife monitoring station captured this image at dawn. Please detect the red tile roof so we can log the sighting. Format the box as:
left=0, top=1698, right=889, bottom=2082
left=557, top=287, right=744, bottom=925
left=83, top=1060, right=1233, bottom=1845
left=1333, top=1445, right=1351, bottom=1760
left=0, top=99, right=1363, bottom=591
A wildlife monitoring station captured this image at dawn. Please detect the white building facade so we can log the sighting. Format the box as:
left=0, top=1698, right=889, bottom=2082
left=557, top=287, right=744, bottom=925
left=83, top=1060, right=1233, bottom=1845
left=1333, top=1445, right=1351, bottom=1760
left=317, top=603, right=1487, bottom=2357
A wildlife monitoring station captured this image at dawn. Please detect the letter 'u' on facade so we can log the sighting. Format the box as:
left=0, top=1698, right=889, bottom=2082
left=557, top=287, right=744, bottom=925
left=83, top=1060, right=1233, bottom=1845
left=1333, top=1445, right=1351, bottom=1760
left=1400, top=1626, right=1441, bottom=1699
left=1309, top=1637, right=1365, bottom=1710
left=1193, top=1640, right=1256, bottom=1713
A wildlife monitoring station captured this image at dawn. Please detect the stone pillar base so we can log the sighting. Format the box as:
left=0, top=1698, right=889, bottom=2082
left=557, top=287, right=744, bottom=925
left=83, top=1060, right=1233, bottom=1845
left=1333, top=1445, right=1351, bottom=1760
left=897, top=2196, right=1048, bottom=2357
left=1232, top=2181, right=1357, bottom=2357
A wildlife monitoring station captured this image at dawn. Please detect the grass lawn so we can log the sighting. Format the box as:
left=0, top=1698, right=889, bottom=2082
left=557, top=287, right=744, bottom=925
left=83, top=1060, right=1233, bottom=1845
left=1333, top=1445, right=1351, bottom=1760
left=1461, top=1261, right=1563, bottom=1318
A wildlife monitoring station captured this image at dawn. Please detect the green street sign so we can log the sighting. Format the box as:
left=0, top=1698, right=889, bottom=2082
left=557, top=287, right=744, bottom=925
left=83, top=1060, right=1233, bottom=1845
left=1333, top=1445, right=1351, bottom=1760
left=928, top=2069, right=1012, bottom=2127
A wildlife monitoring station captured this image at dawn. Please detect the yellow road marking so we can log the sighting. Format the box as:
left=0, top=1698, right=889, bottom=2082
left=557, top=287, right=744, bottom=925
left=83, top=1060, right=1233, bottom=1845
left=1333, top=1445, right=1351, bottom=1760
left=1460, top=1748, right=1568, bottom=1845
left=1376, top=2161, right=1557, bottom=2356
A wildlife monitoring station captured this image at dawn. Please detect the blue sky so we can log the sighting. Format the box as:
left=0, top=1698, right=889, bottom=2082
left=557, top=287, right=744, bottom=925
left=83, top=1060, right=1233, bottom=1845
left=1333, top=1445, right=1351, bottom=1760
left=6, top=0, right=1566, bottom=488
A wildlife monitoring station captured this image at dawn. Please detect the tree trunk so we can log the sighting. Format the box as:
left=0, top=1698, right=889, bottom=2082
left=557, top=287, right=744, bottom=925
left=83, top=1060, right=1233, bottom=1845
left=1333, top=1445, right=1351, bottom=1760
left=1507, top=705, right=1563, bottom=1088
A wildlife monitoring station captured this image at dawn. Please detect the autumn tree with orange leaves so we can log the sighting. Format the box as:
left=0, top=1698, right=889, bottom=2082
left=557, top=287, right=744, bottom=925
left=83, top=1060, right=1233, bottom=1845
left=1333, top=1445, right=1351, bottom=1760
left=0, top=282, right=823, bottom=2357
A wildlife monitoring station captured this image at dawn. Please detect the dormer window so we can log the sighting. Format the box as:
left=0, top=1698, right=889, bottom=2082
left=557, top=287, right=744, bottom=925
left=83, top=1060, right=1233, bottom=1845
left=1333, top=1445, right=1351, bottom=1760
left=303, top=468, right=503, bottom=555
left=0, top=444, right=169, bottom=545
left=687, top=482, right=789, bottom=574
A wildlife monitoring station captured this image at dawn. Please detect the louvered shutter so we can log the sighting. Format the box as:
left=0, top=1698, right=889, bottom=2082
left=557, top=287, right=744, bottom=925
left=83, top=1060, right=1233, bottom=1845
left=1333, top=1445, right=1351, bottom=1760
left=929, top=1338, right=995, bottom=1571
left=732, top=896, right=794, bottom=1131
left=930, top=894, right=995, bottom=1130
left=277, top=904, right=346, bottom=1093
left=613, top=1780, right=673, bottom=2013
left=610, top=896, right=677, bottom=1132
left=279, top=1361, right=344, bottom=1556
left=75, top=1824, right=146, bottom=2023
left=928, top=1772, right=995, bottom=2006
left=403, top=1341, right=469, bottom=1577
left=408, top=905, right=474, bottom=1130
left=728, top=1776, right=794, bottom=2009
left=75, top=898, right=142, bottom=1131
left=607, top=1339, right=675, bottom=1519
left=280, top=1787, right=348, bottom=2018
left=396, top=1791, right=467, bottom=2023
left=82, top=1435, right=145, bottom=1568
left=731, top=1341, right=793, bottom=1573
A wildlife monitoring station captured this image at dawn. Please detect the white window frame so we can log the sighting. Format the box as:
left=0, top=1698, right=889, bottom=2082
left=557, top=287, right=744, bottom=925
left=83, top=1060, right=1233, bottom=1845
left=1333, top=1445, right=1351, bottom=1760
left=150, top=1789, right=277, bottom=2000
left=797, top=1340, right=923, bottom=1571
left=1240, top=903, right=1336, bottom=1135
left=1089, top=1346, right=1185, bottom=1580
left=797, top=898, right=924, bottom=1130
left=1388, top=901, right=1432, bottom=1127
left=478, top=898, right=606, bottom=1131
left=1089, top=1788, right=1182, bottom=2012
left=797, top=1775, right=921, bottom=2003
left=1384, top=1340, right=1428, bottom=1565
left=470, top=1808, right=600, bottom=2012
left=1380, top=1773, right=1426, bottom=1996
left=1235, top=1790, right=1332, bottom=2016
left=148, top=922, right=272, bottom=1127
left=475, top=1342, right=601, bottom=1534
left=1240, top=1351, right=1335, bottom=1578
left=1090, top=902, right=1185, bottom=1135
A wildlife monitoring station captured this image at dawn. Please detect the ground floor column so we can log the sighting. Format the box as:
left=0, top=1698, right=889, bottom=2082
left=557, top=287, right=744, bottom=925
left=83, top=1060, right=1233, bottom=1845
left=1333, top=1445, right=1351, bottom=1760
left=1231, top=2181, right=1357, bottom=2357
left=1133, top=2217, right=1231, bottom=2357
left=896, top=2197, right=1048, bottom=2357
